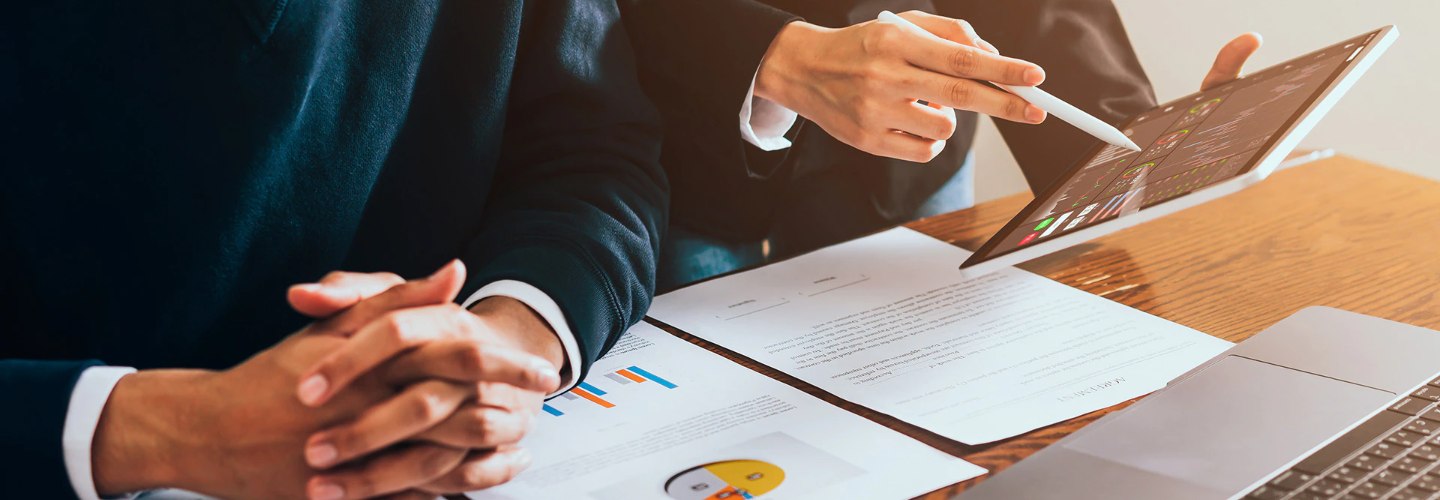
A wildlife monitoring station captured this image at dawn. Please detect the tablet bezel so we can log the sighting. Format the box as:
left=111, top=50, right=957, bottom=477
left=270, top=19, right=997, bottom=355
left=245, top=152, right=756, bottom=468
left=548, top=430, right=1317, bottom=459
left=958, top=25, right=1398, bottom=278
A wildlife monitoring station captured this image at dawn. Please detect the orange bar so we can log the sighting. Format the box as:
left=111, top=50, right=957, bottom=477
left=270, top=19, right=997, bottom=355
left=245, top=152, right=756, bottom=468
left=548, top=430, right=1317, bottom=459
left=616, top=369, right=647, bottom=383
left=571, top=388, right=615, bottom=408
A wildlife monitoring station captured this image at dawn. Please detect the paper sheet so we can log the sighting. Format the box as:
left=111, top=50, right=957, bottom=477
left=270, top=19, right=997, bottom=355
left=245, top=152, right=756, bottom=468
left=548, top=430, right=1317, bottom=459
left=470, top=322, right=983, bottom=499
left=649, top=227, right=1232, bottom=444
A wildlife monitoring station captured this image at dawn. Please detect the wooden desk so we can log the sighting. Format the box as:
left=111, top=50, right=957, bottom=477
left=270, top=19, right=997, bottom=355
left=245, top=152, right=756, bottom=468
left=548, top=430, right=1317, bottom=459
left=649, top=156, right=1440, bottom=497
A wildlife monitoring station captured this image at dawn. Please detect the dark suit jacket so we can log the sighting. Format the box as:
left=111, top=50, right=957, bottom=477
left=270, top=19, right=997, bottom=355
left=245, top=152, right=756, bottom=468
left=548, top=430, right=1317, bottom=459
left=0, top=1, right=665, bottom=496
left=621, top=0, right=1157, bottom=256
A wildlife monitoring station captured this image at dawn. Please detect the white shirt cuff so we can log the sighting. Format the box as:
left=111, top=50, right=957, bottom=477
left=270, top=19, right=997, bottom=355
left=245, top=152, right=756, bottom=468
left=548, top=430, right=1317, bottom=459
left=738, top=69, right=799, bottom=152
left=64, top=366, right=138, bottom=500
left=461, top=280, right=582, bottom=398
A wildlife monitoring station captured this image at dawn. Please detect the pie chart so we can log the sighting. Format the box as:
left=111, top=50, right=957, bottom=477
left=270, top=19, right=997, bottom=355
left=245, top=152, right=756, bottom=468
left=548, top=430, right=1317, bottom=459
left=665, top=460, right=785, bottom=500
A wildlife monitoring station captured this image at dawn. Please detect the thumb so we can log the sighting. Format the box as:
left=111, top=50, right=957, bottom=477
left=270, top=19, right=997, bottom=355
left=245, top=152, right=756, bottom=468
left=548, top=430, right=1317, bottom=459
left=306, top=260, right=467, bottom=337
left=288, top=271, right=405, bottom=318
left=1202, top=32, right=1262, bottom=90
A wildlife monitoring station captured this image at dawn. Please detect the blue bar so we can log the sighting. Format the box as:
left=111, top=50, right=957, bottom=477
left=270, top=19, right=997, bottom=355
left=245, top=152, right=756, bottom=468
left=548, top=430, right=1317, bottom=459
left=578, top=381, right=607, bottom=396
left=627, top=366, right=677, bottom=389
left=542, top=404, right=563, bottom=416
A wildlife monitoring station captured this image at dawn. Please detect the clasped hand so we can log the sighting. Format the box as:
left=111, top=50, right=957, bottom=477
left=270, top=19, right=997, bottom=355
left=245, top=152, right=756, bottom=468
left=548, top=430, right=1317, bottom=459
left=290, top=261, right=564, bottom=500
left=93, top=261, right=563, bottom=499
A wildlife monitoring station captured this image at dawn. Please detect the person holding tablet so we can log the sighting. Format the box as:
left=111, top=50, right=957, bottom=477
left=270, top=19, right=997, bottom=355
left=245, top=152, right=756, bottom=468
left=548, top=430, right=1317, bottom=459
left=619, top=0, right=1261, bottom=288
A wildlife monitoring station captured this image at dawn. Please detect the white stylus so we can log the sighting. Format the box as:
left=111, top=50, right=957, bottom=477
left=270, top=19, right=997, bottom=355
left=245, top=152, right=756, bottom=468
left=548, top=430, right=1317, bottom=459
left=877, top=11, right=1143, bottom=152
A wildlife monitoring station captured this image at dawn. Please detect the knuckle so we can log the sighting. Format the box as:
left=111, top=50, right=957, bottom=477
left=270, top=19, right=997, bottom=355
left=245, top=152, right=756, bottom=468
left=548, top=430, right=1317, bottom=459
left=418, top=446, right=456, bottom=477
left=467, top=408, right=494, bottom=443
left=453, top=343, right=486, bottom=378
left=864, top=23, right=900, bottom=54
left=407, top=391, right=445, bottom=423
left=937, top=115, right=958, bottom=139
left=852, top=108, right=875, bottom=131
left=956, top=19, right=975, bottom=35
left=1006, top=97, right=1024, bottom=120
left=321, top=271, right=347, bottom=284
left=849, top=130, right=878, bottom=152
left=382, top=312, right=412, bottom=343
left=1009, top=63, right=1029, bottom=84
left=949, top=47, right=978, bottom=75
left=947, top=80, right=972, bottom=107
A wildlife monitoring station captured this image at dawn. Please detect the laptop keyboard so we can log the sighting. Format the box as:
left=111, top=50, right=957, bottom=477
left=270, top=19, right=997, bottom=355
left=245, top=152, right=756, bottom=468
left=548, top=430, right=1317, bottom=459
left=1246, top=376, right=1440, bottom=500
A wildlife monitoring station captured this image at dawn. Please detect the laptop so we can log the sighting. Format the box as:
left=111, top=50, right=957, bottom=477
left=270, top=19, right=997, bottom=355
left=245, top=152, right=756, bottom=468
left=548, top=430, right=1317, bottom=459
left=959, top=26, right=1397, bottom=279
left=961, top=307, right=1440, bottom=499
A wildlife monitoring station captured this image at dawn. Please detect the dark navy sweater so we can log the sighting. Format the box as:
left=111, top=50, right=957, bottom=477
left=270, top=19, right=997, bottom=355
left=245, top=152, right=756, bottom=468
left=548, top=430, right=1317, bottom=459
left=0, top=1, right=666, bottom=496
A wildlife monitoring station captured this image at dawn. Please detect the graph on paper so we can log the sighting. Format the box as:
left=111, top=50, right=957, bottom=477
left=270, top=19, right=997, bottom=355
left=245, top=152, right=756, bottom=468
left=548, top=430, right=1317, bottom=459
left=541, top=365, right=679, bottom=417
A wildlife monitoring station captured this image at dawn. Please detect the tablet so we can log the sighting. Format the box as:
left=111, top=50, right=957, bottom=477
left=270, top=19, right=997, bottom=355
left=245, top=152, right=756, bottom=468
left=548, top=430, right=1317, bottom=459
left=959, top=26, right=1398, bottom=278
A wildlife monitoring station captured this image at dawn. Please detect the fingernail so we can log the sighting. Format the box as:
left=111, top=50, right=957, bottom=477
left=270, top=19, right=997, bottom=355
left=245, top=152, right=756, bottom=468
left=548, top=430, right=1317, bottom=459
left=978, top=38, right=999, bottom=54
left=294, top=283, right=324, bottom=294
left=1025, top=105, right=1047, bottom=123
left=310, top=284, right=350, bottom=300
left=1024, top=67, right=1045, bottom=85
left=531, top=359, right=560, bottom=389
left=306, top=441, right=338, bottom=468
left=298, top=374, right=329, bottom=405
left=310, top=480, right=344, bottom=500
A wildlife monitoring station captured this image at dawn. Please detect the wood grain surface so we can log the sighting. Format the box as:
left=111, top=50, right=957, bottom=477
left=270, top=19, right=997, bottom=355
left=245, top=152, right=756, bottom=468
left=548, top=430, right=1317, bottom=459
left=645, top=156, right=1440, bottom=498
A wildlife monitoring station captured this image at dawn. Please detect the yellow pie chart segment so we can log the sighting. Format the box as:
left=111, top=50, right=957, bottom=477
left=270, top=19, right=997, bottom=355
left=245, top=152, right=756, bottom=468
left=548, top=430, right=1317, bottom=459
left=704, top=460, right=784, bottom=497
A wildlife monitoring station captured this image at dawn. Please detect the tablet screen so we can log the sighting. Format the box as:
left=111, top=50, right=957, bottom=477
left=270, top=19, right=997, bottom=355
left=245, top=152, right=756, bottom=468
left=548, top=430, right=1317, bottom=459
left=967, top=30, right=1379, bottom=264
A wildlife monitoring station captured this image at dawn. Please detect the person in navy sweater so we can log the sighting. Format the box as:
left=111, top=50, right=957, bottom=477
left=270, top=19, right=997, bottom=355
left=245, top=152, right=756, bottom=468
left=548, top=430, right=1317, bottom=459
left=0, top=1, right=666, bottom=498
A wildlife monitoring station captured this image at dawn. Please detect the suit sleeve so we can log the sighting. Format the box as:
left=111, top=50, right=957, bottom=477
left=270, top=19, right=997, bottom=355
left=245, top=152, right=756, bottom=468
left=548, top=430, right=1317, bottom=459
left=460, top=0, right=668, bottom=381
left=0, top=359, right=104, bottom=496
left=957, top=0, right=1158, bottom=192
left=618, top=0, right=803, bottom=239
left=619, top=0, right=799, bottom=178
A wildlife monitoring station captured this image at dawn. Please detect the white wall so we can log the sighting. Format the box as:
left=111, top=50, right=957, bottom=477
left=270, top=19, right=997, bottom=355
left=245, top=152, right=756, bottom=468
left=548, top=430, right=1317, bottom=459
left=973, top=0, right=1439, bottom=202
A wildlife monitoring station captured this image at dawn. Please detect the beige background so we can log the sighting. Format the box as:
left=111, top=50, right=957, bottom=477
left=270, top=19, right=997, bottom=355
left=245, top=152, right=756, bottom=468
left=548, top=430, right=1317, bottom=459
left=971, top=1, right=1438, bottom=202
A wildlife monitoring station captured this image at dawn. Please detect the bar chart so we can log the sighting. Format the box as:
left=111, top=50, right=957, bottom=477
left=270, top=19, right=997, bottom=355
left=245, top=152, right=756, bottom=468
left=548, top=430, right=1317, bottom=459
left=541, top=365, right=679, bottom=417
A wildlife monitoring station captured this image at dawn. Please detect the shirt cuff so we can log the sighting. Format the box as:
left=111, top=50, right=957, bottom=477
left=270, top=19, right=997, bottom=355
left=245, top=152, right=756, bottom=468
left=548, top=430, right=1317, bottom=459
left=460, top=280, right=582, bottom=398
left=738, top=69, right=799, bottom=152
left=64, top=366, right=138, bottom=500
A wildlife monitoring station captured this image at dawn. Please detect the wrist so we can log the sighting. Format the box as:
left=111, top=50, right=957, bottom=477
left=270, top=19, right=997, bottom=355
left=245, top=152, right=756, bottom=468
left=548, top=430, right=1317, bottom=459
left=754, top=21, right=829, bottom=108
left=469, top=296, right=565, bottom=371
left=92, top=369, right=216, bottom=496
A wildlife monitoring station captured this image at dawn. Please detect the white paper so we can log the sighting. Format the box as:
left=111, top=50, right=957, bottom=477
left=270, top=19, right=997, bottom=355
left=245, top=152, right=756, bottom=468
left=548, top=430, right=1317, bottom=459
left=649, top=227, right=1232, bottom=444
left=470, top=322, right=983, bottom=499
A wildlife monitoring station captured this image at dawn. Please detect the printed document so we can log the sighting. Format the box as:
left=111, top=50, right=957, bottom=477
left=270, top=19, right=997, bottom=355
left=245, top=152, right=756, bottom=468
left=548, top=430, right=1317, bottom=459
left=471, top=322, right=983, bottom=499
left=649, top=227, right=1232, bottom=444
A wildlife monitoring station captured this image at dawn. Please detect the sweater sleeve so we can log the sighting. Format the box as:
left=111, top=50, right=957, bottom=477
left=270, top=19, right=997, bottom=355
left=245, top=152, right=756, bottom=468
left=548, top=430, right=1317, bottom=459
left=459, top=0, right=669, bottom=383
left=0, top=358, right=105, bottom=497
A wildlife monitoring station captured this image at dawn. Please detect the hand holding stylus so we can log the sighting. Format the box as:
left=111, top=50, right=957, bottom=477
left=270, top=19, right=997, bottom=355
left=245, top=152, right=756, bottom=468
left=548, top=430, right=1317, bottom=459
left=753, top=10, right=1049, bottom=162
